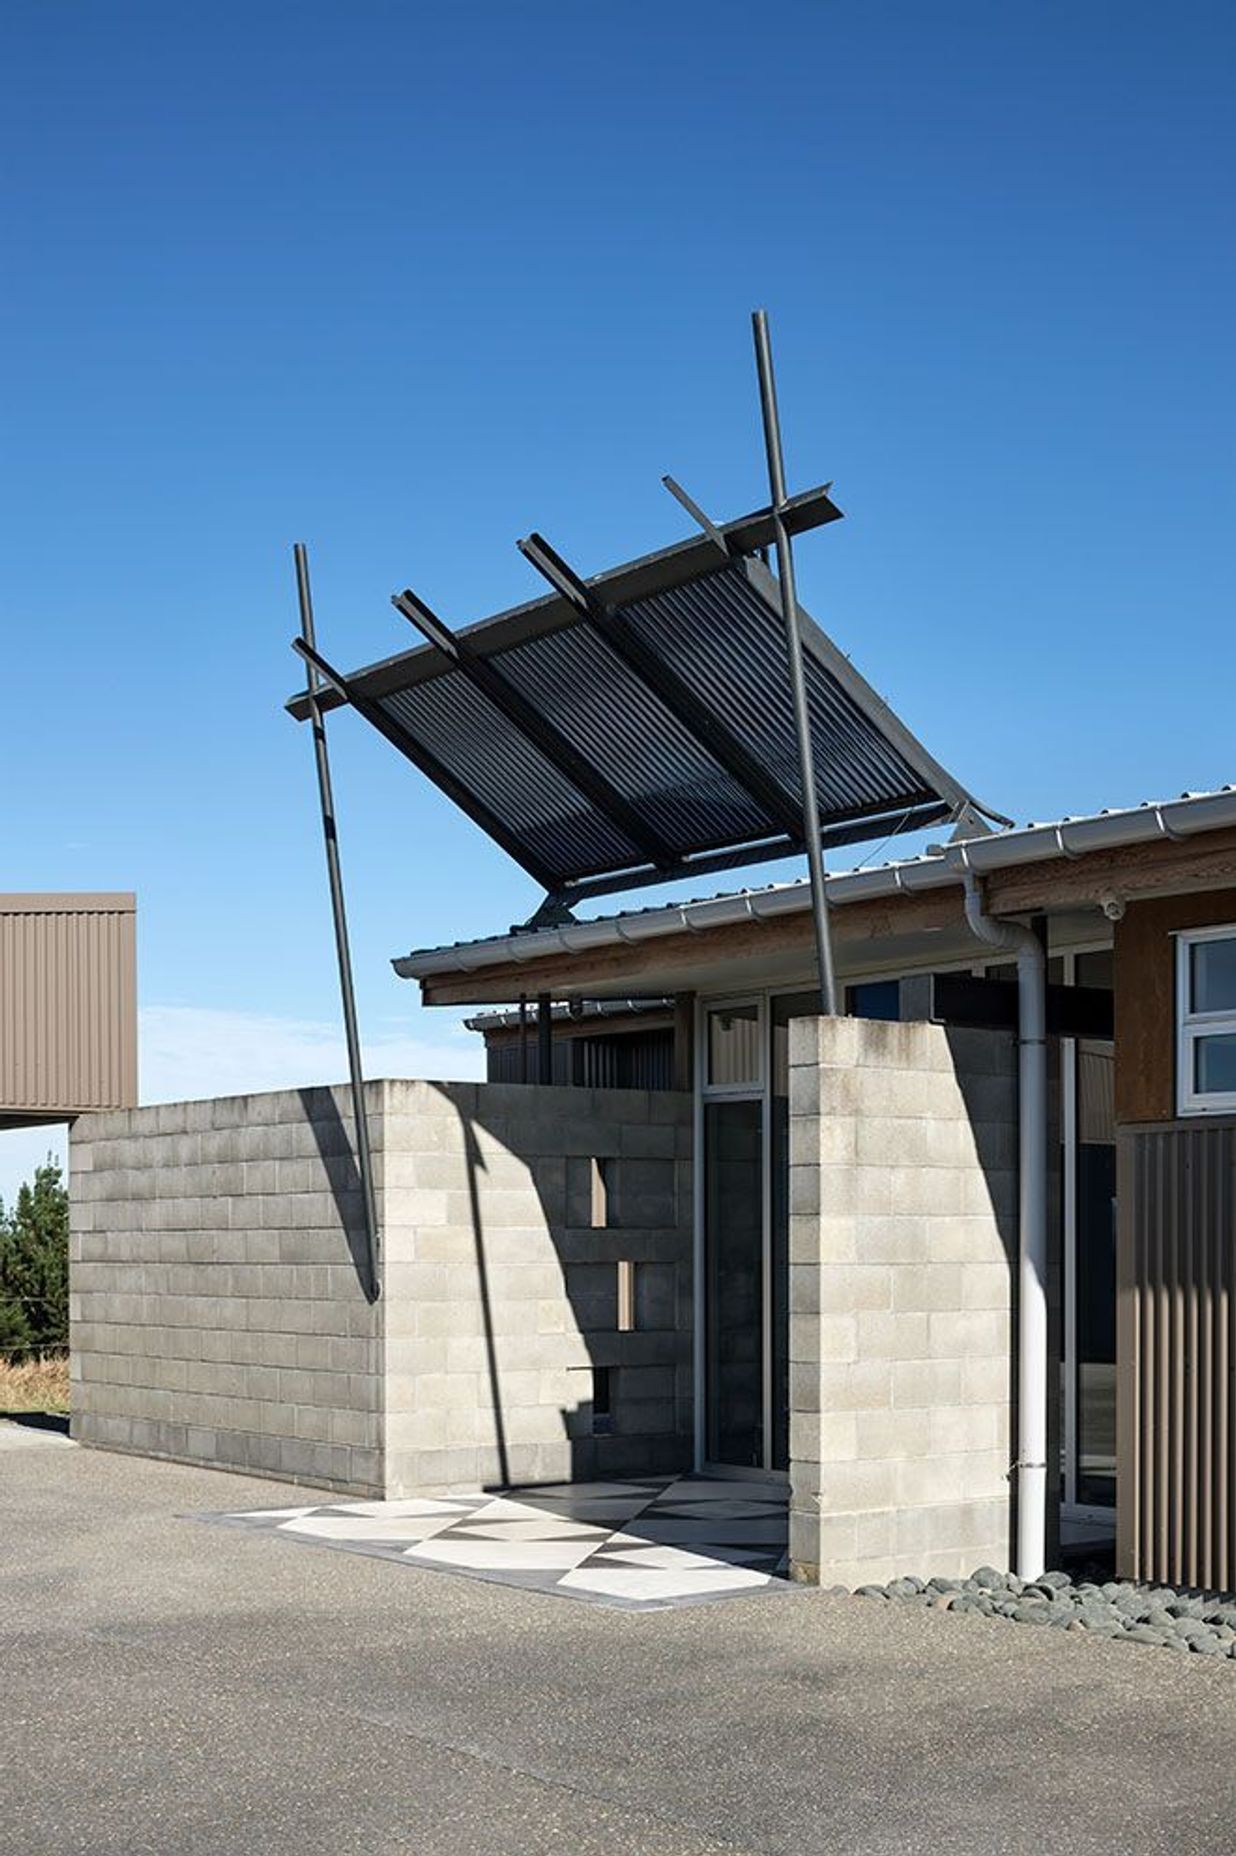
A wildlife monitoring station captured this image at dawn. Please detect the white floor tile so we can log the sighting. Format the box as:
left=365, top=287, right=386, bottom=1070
left=279, top=1513, right=462, bottom=1544
left=406, top=1536, right=601, bottom=1572
left=458, top=1518, right=607, bottom=1542
left=341, top=1498, right=479, bottom=1517
left=560, top=1564, right=771, bottom=1601
left=214, top=1475, right=791, bottom=1610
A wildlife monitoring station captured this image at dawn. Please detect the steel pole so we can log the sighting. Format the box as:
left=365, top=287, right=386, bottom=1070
left=293, top=542, right=381, bottom=1300
left=751, top=310, right=838, bottom=1014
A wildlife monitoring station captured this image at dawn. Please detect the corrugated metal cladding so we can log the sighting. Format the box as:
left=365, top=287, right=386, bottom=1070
left=1119, top=1120, right=1236, bottom=1590
left=485, top=1030, right=675, bottom=1092
left=365, top=557, right=960, bottom=891
left=0, top=895, right=137, bottom=1117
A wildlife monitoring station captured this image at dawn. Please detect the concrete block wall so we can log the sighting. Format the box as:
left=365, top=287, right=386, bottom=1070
left=70, top=1079, right=692, bottom=1498
left=70, top=1084, right=386, bottom=1492
left=382, top=1081, right=693, bottom=1495
left=788, top=1017, right=1016, bottom=1588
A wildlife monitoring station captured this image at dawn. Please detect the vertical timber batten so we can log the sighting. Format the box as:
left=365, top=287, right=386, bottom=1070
left=1119, top=1119, right=1236, bottom=1590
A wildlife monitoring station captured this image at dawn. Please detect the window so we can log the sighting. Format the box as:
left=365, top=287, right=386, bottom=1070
left=704, top=1000, right=763, bottom=1090
left=846, top=979, right=901, bottom=1022
left=1177, top=926, right=1236, bottom=1115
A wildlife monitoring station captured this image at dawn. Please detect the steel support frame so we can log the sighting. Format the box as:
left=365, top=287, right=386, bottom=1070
left=544, top=798, right=954, bottom=910
left=291, top=544, right=380, bottom=1303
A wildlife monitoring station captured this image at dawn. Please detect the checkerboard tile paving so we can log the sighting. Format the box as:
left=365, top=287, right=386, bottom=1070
left=206, top=1476, right=795, bottom=1610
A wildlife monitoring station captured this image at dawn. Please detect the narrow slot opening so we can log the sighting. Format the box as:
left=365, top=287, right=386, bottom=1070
left=590, top=1155, right=611, bottom=1228
left=617, top=1259, right=636, bottom=1332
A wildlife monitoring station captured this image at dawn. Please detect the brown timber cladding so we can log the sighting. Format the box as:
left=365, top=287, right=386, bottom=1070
left=1114, top=886, right=1236, bottom=1124
left=1118, top=1119, right=1236, bottom=1590
left=0, top=894, right=137, bottom=1117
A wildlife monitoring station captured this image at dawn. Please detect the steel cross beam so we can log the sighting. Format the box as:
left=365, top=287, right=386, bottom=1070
left=660, top=476, right=732, bottom=558
left=290, top=636, right=563, bottom=893
left=516, top=532, right=808, bottom=847
left=391, top=587, right=679, bottom=874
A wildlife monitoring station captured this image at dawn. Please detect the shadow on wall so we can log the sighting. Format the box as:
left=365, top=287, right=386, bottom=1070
left=383, top=1079, right=694, bottom=1494
left=947, top=1026, right=1023, bottom=1566
left=297, top=1087, right=379, bottom=1305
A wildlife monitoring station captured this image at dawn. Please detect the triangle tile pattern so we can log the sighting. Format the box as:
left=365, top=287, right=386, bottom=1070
left=205, top=1476, right=794, bottom=1611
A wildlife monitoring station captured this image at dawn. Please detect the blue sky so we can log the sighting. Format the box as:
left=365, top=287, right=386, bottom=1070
left=1, top=3, right=1233, bottom=1196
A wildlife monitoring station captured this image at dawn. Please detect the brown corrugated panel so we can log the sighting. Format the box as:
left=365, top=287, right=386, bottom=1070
left=1119, top=1120, right=1236, bottom=1590
left=0, top=894, right=136, bottom=1115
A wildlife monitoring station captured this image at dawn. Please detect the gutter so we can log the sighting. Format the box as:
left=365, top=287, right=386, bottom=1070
left=393, top=787, right=1236, bottom=981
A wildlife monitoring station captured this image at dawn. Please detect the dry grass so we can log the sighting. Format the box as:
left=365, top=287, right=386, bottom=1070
left=0, top=1353, right=70, bottom=1414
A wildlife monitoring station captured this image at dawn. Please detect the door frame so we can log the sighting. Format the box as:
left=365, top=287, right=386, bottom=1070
left=693, top=990, right=786, bottom=1480
left=1059, top=944, right=1117, bottom=1529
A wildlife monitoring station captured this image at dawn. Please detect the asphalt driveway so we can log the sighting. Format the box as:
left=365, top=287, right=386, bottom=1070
left=4, top=1427, right=1236, bottom=1855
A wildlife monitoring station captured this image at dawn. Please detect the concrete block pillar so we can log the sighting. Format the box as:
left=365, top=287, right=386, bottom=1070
left=788, top=1017, right=1017, bottom=1588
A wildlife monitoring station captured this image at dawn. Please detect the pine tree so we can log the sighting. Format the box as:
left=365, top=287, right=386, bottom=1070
left=0, top=1157, right=69, bottom=1355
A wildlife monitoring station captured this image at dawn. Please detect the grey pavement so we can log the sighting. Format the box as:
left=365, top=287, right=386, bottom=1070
left=4, top=1430, right=1236, bottom=1856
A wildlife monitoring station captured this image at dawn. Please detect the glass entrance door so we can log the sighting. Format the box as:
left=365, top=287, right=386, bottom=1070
left=1062, top=951, right=1117, bottom=1524
left=704, top=1096, right=764, bottom=1465
left=699, top=994, right=815, bottom=1475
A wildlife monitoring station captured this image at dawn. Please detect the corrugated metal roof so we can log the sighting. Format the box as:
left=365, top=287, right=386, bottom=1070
left=299, top=535, right=987, bottom=902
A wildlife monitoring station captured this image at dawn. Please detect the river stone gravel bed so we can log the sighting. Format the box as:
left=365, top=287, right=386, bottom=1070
left=848, top=1566, right=1236, bottom=1659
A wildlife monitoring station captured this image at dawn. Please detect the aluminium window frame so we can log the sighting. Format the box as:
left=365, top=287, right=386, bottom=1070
left=1175, top=924, right=1236, bottom=1117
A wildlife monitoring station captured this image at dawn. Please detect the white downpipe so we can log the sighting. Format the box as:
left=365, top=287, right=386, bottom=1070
left=962, top=874, right=1048, bottom=1581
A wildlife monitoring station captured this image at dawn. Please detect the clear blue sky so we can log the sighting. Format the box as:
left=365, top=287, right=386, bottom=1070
left=1, top=2, right=1234, bottom=1189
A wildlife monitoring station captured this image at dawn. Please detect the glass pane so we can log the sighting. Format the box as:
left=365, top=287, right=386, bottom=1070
left=769, top=994, right=817, bottom=1474
left=1075, top=1041, right=1116, bottom=1507
left=1195, top=1033, right=1236, bottom=1096
left=704, top=1099, right=764, bottom=1467
left=1191, top=936, right=1236, bottom=1015
left=1075, top=949, right=1113, bottom=990
left=1077, top=1040, right=1115, bottom=1144
left=706, top=1002, right=761, bottom=1087
left=846, top=980, right=901, bottom=1022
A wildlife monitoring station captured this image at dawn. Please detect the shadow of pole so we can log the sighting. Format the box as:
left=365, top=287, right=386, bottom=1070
left=452, top=1101, right=510, bottom=1489
left=298, top=1087, right=380, bottom=1304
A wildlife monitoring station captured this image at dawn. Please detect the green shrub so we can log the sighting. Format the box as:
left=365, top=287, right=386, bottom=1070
left=0, top=1157, right=69, bottom=1358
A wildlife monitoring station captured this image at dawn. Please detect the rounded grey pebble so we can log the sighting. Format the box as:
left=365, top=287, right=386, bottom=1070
left=971, top=1566, right=1006, bottom=1590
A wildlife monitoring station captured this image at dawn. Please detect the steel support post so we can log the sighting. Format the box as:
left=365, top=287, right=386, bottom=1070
left=537, top=993, right=554, bottom=1085
left=751, top=310, right=838, bottom=1014
left=293, top=543, right=381, bottom=1300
